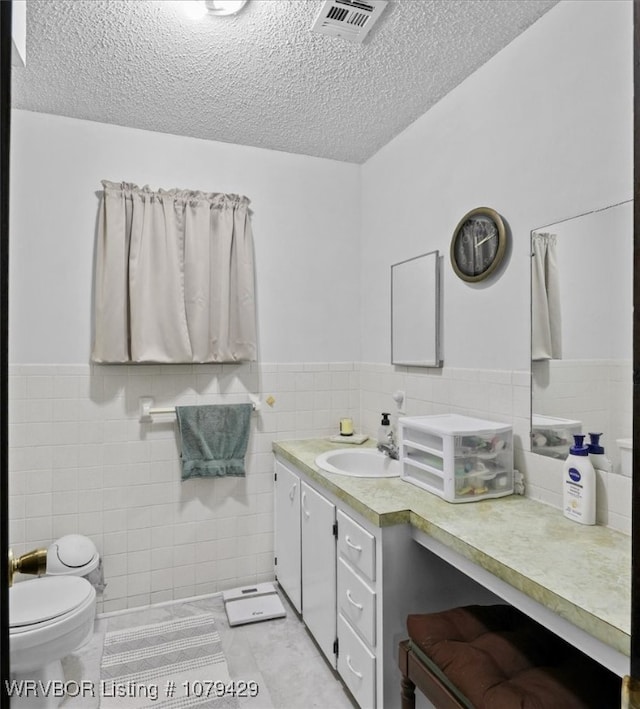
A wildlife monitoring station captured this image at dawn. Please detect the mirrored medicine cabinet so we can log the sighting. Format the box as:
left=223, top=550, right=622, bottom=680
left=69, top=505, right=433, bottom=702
left=530, top=200, right=632, bottom=470
left=391, top=250, right=441, bottom=368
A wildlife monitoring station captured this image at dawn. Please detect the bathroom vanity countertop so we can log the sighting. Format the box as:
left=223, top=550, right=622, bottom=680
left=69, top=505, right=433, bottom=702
left=273, top=438, right=631, bottom=661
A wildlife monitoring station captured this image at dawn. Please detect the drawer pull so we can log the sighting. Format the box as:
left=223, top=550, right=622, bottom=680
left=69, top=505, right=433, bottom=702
left=345, top=535, right=362, bottom=552
left=346, top=655, right=363, bottom=679
left=301, top=491, right=310, bottom=518
left=289, top=483, right=297, bottom=501
left=346, top=589, right=363, bottom=610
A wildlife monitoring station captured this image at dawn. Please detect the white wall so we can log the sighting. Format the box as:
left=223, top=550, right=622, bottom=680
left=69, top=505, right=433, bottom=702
left=9, top=112, right=361, bottom=364
left=11, top=0, right=26, bottom=67
left=552, top=202, right=632, bottom=360
left=360, top=0, right=632, bottom=370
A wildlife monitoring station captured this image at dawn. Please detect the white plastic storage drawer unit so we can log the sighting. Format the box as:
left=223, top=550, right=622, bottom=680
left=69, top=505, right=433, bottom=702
left=398, top=414, right=513, bottom=503
left=531, top=414, right=582, bottom=460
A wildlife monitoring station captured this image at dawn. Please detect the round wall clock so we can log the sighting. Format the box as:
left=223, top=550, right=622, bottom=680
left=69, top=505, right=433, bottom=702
left=450, top=207, right=507, bottom=283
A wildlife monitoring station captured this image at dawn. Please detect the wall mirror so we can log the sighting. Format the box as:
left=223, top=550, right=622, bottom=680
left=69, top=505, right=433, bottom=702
left=391, top=250, right=441, bottom=367
left=530, top=200, right=632, bottom=471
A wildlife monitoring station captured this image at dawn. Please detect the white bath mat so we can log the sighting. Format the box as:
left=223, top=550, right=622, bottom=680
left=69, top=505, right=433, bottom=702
left=100, top=613, right=238, bottom=708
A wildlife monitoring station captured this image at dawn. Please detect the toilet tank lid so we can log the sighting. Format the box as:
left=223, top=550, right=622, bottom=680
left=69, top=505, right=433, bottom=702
left=10, top=576, right=93, bottom=627
left=47, top=534, right=99, bottom=575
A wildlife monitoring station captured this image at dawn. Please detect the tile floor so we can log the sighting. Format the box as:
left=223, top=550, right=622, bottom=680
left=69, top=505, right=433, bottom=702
left=62, top=589, right=358, bottom=709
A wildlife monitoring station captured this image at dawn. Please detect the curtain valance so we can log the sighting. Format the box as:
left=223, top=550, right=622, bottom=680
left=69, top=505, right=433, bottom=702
left=106, top=181, right=250, bottom=208
left=92, top=180, right=257, bottom=364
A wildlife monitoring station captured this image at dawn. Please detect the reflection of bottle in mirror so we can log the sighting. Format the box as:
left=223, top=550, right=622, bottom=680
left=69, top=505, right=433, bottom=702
left=587, top=432, right=612, bottom=474
left=562, top=435, right=596, bottom=525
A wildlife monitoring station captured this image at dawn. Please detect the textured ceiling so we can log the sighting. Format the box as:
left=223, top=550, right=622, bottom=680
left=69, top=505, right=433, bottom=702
left=12, top=0, right=559, bottom=163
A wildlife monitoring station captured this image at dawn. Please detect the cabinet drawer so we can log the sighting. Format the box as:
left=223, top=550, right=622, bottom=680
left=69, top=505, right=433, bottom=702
left=338, top=558, right=376, bottom=647
left=337, top=509, right=376, bottom=582
left=338, top=614, right=376, bottom=709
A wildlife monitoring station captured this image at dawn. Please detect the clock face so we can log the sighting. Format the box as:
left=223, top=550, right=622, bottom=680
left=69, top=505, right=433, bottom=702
left=451, top=209, right=506, bottom=282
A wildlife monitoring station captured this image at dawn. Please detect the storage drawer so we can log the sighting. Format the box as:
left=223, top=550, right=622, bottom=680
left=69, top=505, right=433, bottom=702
left=399, top=414, right=514, bottom=503
left=337, top=509, right=376, bottom=582
left=338, top=614, right=376, bottom=709
left=338, top=557, right=376, bottom=647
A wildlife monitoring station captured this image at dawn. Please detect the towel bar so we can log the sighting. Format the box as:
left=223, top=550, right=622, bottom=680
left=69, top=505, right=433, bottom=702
left=139, top=396, right=260, bottom=422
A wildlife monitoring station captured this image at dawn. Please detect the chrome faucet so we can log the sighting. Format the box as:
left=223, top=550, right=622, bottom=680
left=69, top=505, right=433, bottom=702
left=377, top=428, right=399, bottom=460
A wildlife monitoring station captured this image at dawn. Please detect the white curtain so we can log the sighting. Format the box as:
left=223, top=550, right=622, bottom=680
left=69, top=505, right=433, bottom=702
left=92, top=181, right=257, bottom=363
left=531, top=232, right=561, bottom=360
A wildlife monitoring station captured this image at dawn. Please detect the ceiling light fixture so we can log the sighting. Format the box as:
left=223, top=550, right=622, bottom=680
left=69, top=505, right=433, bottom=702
left=205, top=0, right=248, bottom=16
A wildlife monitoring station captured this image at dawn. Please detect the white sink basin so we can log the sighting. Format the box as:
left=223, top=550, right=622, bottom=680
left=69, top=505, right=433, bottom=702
left=315, top=448, right=400, bottom=478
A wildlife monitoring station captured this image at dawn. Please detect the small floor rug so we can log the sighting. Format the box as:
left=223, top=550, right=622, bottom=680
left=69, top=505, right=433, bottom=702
left=100, top=613, right=239, bottom=708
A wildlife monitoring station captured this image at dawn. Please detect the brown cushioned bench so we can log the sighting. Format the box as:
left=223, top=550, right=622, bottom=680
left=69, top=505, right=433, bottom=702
left=399, top=605, right=621, bottom=709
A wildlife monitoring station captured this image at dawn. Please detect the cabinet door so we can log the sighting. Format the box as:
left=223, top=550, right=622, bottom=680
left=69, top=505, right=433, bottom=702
left=274, top=460, right=301, bottom=613
left=301, top=481, right=337, bottom=668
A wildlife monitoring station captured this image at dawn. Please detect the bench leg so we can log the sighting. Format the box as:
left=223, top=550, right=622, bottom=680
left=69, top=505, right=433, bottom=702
left=401, top=675, right=416, bottom=709
left=399, top=640, right=416, bottom=709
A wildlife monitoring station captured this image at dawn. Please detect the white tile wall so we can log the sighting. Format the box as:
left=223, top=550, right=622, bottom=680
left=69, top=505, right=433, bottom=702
left=8, top=361, right=359, bottom=612
left=9, top=359, right=630, bottom=611
left=530, top=358, right=633, bottom=531
left=360, top=362, right=531, bottom=460
left=360, top=362, right=631, bottom=534
left=532, top=360, right=632, bottom=454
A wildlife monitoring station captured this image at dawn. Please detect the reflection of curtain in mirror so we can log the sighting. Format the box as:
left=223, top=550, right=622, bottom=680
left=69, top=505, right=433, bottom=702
left=92, top=180, right=257, bottom=363
left=531, top=232, right=561, bottom=360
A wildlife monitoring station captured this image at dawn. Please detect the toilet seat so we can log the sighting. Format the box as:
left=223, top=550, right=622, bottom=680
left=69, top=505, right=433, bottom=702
left=10, top=576, right=95, bottom=634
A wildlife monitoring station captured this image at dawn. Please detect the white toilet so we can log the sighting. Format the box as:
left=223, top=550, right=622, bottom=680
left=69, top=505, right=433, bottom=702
left=9, top=536, right=100, bottom=708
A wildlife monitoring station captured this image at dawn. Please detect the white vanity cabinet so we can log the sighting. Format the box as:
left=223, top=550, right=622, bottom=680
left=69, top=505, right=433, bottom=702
left=274, top=452, right=503, bottom=709
left=274, top=458, right=337, bottom=667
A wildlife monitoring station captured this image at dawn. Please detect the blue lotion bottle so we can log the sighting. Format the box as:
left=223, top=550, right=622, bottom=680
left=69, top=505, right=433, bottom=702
left=587, top=432, right=612, bottom=474
left=562, top=434, right=596, bottom=525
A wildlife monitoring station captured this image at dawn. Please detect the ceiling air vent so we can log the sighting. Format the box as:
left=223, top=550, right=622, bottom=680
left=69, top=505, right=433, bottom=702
left=311, top=0, right=388, bottom=44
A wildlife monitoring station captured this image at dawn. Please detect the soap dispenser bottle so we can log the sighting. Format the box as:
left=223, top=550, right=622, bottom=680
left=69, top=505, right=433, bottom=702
left=562, top=434, right=596, bottom=525
left=587, top=432, right=612, bottom=474
left=378, top=413, right=391, bottom=445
